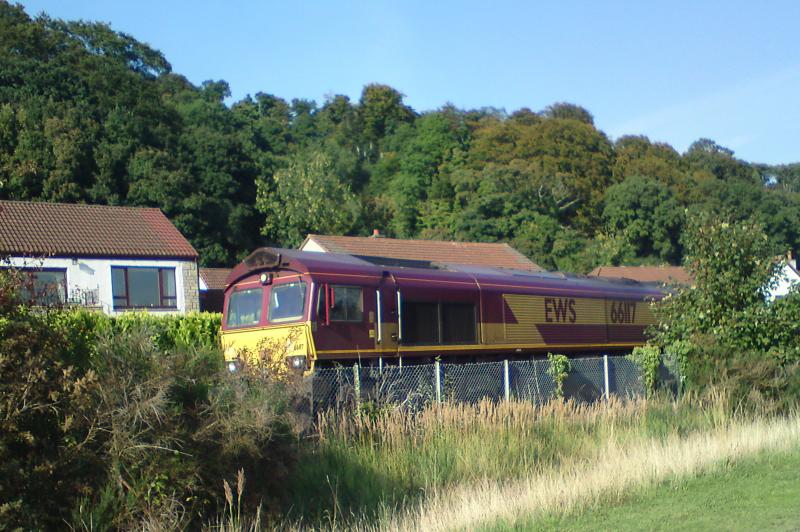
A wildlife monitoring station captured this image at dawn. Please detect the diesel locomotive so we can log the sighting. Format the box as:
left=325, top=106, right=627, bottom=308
left=220, top=248, right=664, bottom=371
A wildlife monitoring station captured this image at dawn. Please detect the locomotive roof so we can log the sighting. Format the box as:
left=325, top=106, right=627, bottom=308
left=226, top=247, right=664, bottom=299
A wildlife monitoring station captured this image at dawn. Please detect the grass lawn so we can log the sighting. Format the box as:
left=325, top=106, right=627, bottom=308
left=498, top=446, right=800, bottom=531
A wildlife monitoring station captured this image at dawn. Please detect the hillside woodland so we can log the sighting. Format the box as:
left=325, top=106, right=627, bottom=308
left=3, top=3, right=800, bottom=270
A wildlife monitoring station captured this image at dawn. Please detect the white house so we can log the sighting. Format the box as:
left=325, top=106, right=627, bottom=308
left=0, top=200, right=200, bottom=314
left=769, top=253, right=800, bottom=301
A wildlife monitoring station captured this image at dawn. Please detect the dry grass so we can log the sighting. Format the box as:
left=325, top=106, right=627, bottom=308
left=286, top=392, right=738, bottom=525
left=372, top=412, right=800, bottom=531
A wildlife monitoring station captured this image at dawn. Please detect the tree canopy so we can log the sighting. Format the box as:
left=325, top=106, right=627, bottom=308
left=1, top=2, right=799, bottom=270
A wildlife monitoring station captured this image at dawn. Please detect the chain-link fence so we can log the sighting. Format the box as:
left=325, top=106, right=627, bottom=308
left=311, top=355, right=679, bottom=413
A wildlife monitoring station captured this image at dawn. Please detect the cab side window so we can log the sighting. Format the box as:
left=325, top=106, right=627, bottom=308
left=317, top=285, right=363, bottom=322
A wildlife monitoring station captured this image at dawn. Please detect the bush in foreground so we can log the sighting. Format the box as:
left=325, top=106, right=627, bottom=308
left=0, top=271, right=294, bottom=530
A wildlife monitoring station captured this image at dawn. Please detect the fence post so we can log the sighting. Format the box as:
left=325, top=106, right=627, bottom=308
left=503, top=359, right=510, bottom=402
left=353, top=363, right=361, bottom=408
left=435, top=360, right=442, bottom=404
left=603, top=354, right=610, bottom=401
left=379, top=356, right=383, bottom=374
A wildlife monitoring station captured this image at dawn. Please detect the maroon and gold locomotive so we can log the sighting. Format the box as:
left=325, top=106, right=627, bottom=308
left=220, top=248, right=663, bottom=371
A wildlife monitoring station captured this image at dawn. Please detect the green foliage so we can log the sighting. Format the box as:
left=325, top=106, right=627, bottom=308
left=0, top=282, right=102, bottom=529
left=653, top=215, right=778, bottom=351
left=541, top=102, right=594, bottom=125
left=0, top=270, right=292, bottom=530
left=4, top=2, right=800, bottom=272
left=357, top=83, right=415, bottom=149
left=603, top=175, right=684, bottom=263
left=651, top=216, right=800, bottom=403
left=47, top=308, right=221, bottom=368
left=628, top=345, right=662, bottom=396
left=257, top=149, right=360, bottom=247
left=546, top=353, right=571, bottom=399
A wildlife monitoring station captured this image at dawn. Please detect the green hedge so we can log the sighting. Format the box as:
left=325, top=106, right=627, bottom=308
left=50, top=309, right=222, bottom=368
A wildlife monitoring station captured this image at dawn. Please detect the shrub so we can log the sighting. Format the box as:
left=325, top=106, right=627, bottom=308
left=71, top=326, right=294, bottom=529
left=651, top=215, right=800, bottom=404
left=0, top=274, right=103, bottom=529
left=51, top=309, right=222, bottom=366
left=629, top=345, right=662, bottom=397
left=546, top=353, right=571, bottom=399
left=0, top=269, right=293, bottom=530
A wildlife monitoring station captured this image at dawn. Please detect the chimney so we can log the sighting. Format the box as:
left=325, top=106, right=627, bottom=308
left=371, top=229, right=381, bottom=238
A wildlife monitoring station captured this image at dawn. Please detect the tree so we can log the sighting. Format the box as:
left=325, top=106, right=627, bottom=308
left=603, top=175, right=684, bottom=263
left=612, top=135, right=686, bottom=189
left=357, top=84, right=414, bottom=157
left=386, top=111, right=465, bottom=236
left=650, top=216, right=800, bottom=389
left=685, top=138, right=755, bottom=182
left=257, top=150, right=360, bottom=247
left=541, top=102, right=594, bottom=125
left=465, top=112, right=615, bottom=231
left=767, top=163, right=800, bottom=193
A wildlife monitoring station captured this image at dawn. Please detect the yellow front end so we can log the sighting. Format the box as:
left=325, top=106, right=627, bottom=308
left=222, top=322, right=315, bottom=375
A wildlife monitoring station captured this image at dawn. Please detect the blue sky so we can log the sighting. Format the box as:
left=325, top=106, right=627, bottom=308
left=17, top=0, right=800, bottom=164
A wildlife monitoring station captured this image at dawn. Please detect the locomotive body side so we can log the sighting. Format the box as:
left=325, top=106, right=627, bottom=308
left=384, top=269, right=660, bottom=361
left=220, top=248, right=664, bottom=371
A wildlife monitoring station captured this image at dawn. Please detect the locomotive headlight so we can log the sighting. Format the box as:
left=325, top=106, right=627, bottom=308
left=286, top=355, right=307, bottom=371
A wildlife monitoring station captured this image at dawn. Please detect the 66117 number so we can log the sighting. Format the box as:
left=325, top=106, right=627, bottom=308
left=609, top=301, right=636, bottom=324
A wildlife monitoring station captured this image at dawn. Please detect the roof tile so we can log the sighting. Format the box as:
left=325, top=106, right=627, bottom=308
left=0, top=200, right=197, bottom=259
left=588, top=265, right=692, bottom=285
left=200, top=267, right=232, bottom=290
left=303, top=234, right=542, bottom=271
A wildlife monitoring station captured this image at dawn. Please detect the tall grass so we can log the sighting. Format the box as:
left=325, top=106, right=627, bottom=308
left=381, top=412, right=800, bottom=531
left=284, top=392, right=734, bottom=524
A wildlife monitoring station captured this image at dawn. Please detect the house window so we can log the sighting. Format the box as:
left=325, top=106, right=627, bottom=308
left=112, top=267, right=177, bottom=309
left=317, top=285, right=364, bottom=322
left=16, top=268, right=67, bottom=305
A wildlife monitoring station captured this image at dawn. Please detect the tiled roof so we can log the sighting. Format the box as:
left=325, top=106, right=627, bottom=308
left=200, top=267, right=232, bottom=290
left=588, top=265, right=692, bottom=285
left=302, top=234, right=542, bottom=271
left=0, top=200, right=197, bottom=259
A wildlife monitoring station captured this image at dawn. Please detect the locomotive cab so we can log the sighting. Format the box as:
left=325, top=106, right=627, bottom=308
left=220, top=248, right=396, bottom=372
left=221, top=249, right=317, bottom=373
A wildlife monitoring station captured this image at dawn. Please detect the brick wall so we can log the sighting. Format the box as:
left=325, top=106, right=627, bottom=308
left=182, top=260, right=200, bottom=312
